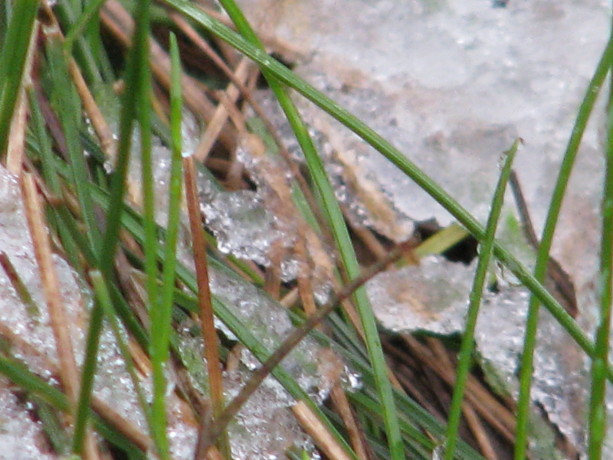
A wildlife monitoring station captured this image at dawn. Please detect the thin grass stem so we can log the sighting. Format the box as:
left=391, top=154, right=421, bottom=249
left=184, top=154, right=230, bottom=457
left=444, top=139, right=520, bottom=459
left=74, top=0, right=154, bottom=454
left=215, top=1, right=404, bottom=457
left=587, top=48, right=613, bottom=460
left=514, top=35, right=613, bottom=460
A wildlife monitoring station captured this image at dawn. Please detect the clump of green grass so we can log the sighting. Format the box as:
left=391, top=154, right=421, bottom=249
left=0, top=1, right=611, bottom=459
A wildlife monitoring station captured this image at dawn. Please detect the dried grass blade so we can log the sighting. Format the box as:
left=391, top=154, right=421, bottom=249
left=184, top=155, right=227, bottom=455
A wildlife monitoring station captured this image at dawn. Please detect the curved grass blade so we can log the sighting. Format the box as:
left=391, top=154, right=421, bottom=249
left=216, top=1, right=404, bottom=456
left=444, top=139, right=520, bottom=459
left=161, top=0, right=613, bottom=380
left=514, top=37, right=613, bottom=460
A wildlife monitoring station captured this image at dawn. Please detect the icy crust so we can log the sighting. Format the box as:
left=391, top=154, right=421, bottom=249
left=174, top=266, right=345, bottom=458
left=224, top=367, right=313, bottom=459
left=366, top=257, right=474, bottom=336
left=0, top=166, right=198, bottom=458
left=199, top=183, right=295, bottom=277
left=126, top=109, right=201, bottom=227
left=198, top=133, right=335, bottom=303
left=366, top=255, right=589, bottom=455
left=175, top=328, right=312, bottom=458
left=0, top=169, right=83, bottom=381
left=210, top=267, right=341, bottom=406
left=0, top=377, right=57, bottom=460
left=476, top=288, right=587, bottom=450
left=238, top=0, right=606, bottom=306
left=250, top=89, right=415, bottom=241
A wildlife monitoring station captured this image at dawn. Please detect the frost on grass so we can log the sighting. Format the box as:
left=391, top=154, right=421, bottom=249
left=367, top=255, right=589, bottom=455
left=141, top=129, right=342, bottom=457
left=210, top=267, right=341, bottom=403
left=236, top=0, right=607, bottom=455
left=131, top=104, right=335, bottom=298
left=99, top=107, right=342, bottom=457
left=0, top=378, right=57, bottom=460
left=224, top=367, right=313, bottom=459
left=237, top=0, right=606, bottom=301
left=199, top=181, right=293, bottom=275
left=174, top=266, right=344, bottom=458
left=0, top=167, right=85, bottom=382
left=0, top=166, right=197, bottom=458
left=198, top=133, right=336, bottom=302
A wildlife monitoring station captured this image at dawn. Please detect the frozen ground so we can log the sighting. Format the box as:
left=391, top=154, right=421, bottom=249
left=0, top=166, right=202, bottom=458
left=237, top=0, right=608, bottom=300
left=233, top=0, right=610, bottom=456
left=0, top=151, right=342, bottom=458
left=2, top=0, right=607, bottom=457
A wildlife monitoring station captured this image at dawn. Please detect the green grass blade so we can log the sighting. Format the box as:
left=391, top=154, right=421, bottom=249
left=0, top=356, right=70, bottom=409
left=444, top=140, right=519, bottom=459
left=46, top=37, right=100, bottom=247
left=148, top=32, right=183, bottom=460
left=514, top=37, right=613, bottom=459
left=59, top=0, right=114, bottom=83
left=63, top=0, right=107, bottom=55
left=27, top=87, right=83, bottom=272
left=133, top=0, right=167, bottom=454
left=342, top=343, right=483, bottom=459
left=216, top=1, right=403, bottom=456
left=0, top=0, right=37, bottom=157
left=74, top=0, right=154, bottom=454
left=32, top=393, right=71, bottom=455
left=587, top=57, right=613, bottom=460
left=54, top=1, right=104, bottom=85
left=348, top=392, right=433, bottom=457
left=72, top=320, right=104, bottom=453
